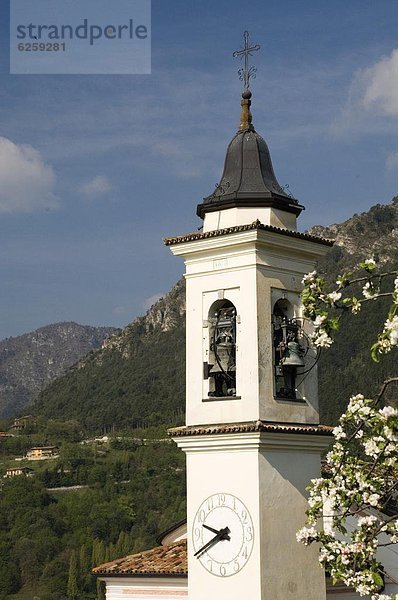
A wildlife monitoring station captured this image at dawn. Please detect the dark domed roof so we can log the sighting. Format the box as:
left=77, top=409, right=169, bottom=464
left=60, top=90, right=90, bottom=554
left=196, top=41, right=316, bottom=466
left=197, top=126, right=304, bottom=220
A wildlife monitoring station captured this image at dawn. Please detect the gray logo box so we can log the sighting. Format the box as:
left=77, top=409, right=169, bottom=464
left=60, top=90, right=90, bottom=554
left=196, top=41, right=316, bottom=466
left=10, top=0, right=151, bottom=74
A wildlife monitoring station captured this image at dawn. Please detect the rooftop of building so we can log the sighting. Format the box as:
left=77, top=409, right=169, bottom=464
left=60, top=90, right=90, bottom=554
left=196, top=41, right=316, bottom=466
left=93, top=539, right=187, bottom=577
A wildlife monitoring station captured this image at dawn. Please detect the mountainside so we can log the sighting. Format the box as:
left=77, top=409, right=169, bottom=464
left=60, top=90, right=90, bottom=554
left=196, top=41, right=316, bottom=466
left=310, top=197, right=398, bottom=275
left=34, top=281, right=186, bottom=430
left=34, top=199, right=398, bottom=430
left=0, top=322, right=116, bottom=418
left=308, top=197, right=398, bottom=422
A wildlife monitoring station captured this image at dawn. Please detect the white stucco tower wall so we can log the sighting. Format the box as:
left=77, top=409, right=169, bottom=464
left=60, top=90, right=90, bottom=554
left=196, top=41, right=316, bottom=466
left=168, top=224, right=332, bottom=426
left=167, top=221, right=333, bottom=600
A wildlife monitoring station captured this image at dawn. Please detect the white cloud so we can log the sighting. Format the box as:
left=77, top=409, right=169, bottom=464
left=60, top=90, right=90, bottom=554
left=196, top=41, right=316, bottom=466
left=332, top=49, right=398, bottom=136
left=143, top=293, right=164, bottom=311
left=0, top=137, right=58, bottom=214
left=79, top=175, right=112, bottom=197
left=386, top=151, right=398, bottom=171
left=361, top=49, right=398, bottom=116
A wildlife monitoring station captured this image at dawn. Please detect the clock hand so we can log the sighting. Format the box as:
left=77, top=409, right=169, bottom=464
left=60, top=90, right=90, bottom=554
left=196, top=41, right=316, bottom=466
left=219, top=526, right=231, bottom=541
left=202, top=523, right=231, bottom=541
left=202, top=524, right=221, bottom=535
left=194, top=532, right=220, bottom=557
left=194, top=526, right=231, bottom=558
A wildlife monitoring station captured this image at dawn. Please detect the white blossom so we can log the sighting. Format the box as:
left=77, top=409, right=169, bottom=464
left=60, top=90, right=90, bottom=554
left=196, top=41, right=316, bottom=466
left=364, top=439, right=380, bottom=458
left=378, top=338, right=392, bottom=353
left=364, top=493, right=381, bottom=507
left=363, top=281, right=378, bottom=299
left=383, top=426, right=397, bottom=442
left=358, top=515, right=379, bottom=527
left=364, top=258, right=376, bottom=268
left=383, top=316, right=398, bottom=346
left=302, top=270, right=317, bottom=284
left=332, top=425, right=346, bottom=440
left=296, top=525, right=317, bottom=544
left=313, top=314, right=327, bottom=327
left=379, top=406, right=397, bottom=419
left=328, top=291, right=342, bottom=303
left=312, top=330, right=333, bottom=348
left=299, top=261, right=398, bottom=600
left=357, top=582, right=373, bottom=596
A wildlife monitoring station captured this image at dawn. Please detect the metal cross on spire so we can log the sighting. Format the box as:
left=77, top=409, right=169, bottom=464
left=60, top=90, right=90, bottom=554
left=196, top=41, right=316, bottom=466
left=233, top=31, right=261, bottom=91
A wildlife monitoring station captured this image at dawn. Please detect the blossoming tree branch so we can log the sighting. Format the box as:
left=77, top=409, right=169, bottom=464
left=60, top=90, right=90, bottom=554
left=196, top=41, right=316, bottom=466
left=297, top=259, right=398, bottom=600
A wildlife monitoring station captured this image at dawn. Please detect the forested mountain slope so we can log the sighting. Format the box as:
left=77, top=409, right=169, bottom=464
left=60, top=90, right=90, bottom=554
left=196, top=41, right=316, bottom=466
left=33, top=199, right=398, bottom=429
left=34, top=281, right=186, bottom=430
left=0, top=425, right=186, bottom=600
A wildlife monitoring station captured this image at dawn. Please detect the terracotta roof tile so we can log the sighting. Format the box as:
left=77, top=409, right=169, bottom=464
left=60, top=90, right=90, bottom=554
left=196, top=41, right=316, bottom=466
left=164, top=221, right=333, bottom=247
left=168, top=421, right=334, bottom=438
left=93, top=540, right=187, bottom=577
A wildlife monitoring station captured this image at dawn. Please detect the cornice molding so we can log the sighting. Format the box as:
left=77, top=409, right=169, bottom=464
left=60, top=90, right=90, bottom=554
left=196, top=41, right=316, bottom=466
left=169, top=421, right=333, bottom=453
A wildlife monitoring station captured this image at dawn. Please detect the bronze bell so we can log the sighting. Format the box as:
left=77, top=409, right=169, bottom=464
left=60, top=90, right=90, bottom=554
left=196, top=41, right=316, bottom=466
left=282, top=341, right=305, bottom=368
left=216, top=333, right=235, bottom=349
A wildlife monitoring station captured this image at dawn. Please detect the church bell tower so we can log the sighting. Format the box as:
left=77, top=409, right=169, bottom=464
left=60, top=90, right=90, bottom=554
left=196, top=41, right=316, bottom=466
left=166, top=33, right=333, bottom=600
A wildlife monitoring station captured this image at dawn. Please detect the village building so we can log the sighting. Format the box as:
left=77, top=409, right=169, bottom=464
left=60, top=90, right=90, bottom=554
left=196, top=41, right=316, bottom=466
left=94, top=34, right=398, bottom=600
left=94, top=524, right=187, bottom=600
left=0, top=431, right=14, bottom=438
left=3, top=466, right=33, bottom=478
left=26, top=446, right=59, bottom=460
left=11, top=415, right=35, bottom=431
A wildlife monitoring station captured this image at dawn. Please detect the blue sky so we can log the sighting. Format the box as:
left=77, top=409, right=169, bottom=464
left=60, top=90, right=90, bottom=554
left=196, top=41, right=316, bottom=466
left=1, top=0, right=398, bottom=338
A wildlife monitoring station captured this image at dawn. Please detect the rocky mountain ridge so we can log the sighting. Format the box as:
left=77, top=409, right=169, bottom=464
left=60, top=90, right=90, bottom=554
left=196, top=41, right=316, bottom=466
left=0, top=322, right=116, bottom=418
left=92, top=279, right=185, bottom=363
left=309, top=196, right=398, bottom=267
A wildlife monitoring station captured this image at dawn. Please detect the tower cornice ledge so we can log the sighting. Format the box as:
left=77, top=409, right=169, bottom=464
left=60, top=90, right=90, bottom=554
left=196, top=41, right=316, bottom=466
left=164, top=221, right=333, bottom=249
left=168, top=422, right=333, bottom=453
left=168, top=420, right=333, bottom=437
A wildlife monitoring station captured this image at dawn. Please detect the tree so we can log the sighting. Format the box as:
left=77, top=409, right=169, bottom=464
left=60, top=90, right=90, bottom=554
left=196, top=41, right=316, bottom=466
left=78, top=543, right=92, bottom=591
left=298, top=260, right=398, bottom=599
left=0, top=539, right=20, bottom=598
left=67, top=550, right=78, bottom=600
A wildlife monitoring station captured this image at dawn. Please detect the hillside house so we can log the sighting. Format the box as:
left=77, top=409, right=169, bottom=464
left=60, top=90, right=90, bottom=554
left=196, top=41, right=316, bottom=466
left=3, top=467, right=33, bottom=478
left=26, top=446, right=59, bottom=460
left=11, top=415, right=35, bottom=431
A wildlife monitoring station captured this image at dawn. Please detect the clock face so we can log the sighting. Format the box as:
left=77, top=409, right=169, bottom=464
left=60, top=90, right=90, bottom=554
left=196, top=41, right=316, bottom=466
left=192, top=492, right=254, bottom=577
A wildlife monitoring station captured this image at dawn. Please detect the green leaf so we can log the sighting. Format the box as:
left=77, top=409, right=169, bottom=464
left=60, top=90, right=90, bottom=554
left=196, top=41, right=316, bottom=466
left=329, top=317, right=340, bottom=331
left=301, top=288, right=312, bottom=302
left=372, top=572, right=384, bottom=588
left=388, top=303, right=398, bottom=320
left=359, top=261, right=376, bottom=272
left=370, top=343, right=381, bottom=363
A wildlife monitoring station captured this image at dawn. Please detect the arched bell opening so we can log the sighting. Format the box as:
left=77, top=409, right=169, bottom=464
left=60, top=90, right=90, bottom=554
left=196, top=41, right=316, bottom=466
left=206, top=299, right=237, bottom=398
left=272, top=298, right=305, bottom=400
